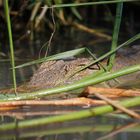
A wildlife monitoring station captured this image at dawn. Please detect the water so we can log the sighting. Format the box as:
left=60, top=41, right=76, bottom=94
left=0, top=61, right=140, bottom=140
left=0, top=111, right=140, bottom=140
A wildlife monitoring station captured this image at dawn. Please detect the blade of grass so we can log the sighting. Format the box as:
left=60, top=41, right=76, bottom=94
left=52, top=0, right=139, bottom=8
left=85, top=48, right=107, bottom=71
left=71, top=7, right=82, bottom=20
left=14, top=48, right=86, bottom=69
left=30, top=1, right=42, bottom=22
left=108, top=2, right=123, bottom=70
left=4, top=0, right=17, bottom=92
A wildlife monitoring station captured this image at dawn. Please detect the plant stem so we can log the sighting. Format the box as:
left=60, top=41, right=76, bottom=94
left=108, top=2, right=123, bottom=69
left=4, top=0, right=17, bottom=92
left=52, top=0, right=138, bottom=8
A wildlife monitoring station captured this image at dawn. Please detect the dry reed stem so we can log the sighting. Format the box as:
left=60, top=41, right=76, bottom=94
left=83, top=86, right=140, bottom=119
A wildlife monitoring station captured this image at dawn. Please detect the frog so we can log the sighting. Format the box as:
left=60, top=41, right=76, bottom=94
left=29, top=46, right=140, bottom=89
left=28, top=58, right=99, bottom=90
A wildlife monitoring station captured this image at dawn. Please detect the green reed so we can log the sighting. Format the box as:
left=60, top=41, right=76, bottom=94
left=4, top=0, right=17, bottom=92
left=108, top=2, right=123, bottom=69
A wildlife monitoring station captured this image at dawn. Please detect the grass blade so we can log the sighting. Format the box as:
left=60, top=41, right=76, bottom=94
left=52, top=0, right=138, bottom=8
left=4, top=0, right=17, bottom=92
left=108, top=2, right=123, bottom=69
left=14, top=48, right=86, bottom=69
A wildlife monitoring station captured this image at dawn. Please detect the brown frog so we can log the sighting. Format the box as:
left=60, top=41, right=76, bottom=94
left=28, top=58, right=99, bottom=90
left=29, top=46, right=140, bottom=90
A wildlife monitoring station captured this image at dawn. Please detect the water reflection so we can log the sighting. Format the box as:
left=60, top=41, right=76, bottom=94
left=0, top=108, right=140, bottom=140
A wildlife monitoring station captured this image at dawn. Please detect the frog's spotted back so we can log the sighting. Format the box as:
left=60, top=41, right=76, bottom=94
left=28, top=58, right=98, bottom=90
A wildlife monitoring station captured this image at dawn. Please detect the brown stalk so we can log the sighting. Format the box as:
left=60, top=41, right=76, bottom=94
left=72, top=21, right=112, bottom=40
left=0, top=97, right=106, bottom=109
left=80, top=86, right=140, bottom=98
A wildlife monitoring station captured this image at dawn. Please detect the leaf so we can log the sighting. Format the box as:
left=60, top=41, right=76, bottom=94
left=14, top=48, right=86, bottom=69
left=71, top=7, right=82, bottom=20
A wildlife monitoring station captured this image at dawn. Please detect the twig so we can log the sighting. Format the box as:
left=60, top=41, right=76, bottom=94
left=30, top=2, right=41, bottom=22
left=80, top=86, right=140, bottom=98
left=45, top=7, right=56, bottom=57
left=35, top=5, right=48, bottom=28
left=0, top=97, right=106, bottom=108
left=93, top=92, right=140, bottom=119
left=72, top=22, right=112, bottom=40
